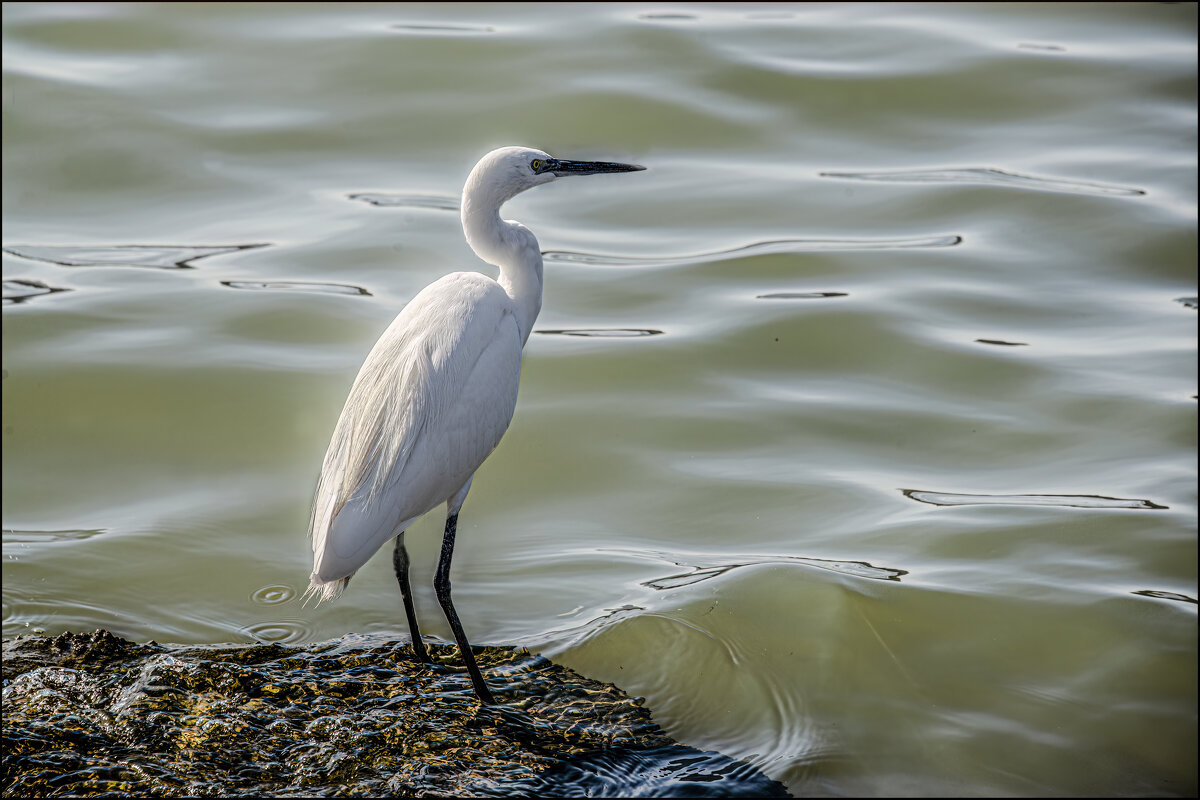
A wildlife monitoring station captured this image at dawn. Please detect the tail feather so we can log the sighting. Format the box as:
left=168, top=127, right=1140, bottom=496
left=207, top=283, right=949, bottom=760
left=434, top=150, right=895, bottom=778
left=302, top=574, right=350, bottom=607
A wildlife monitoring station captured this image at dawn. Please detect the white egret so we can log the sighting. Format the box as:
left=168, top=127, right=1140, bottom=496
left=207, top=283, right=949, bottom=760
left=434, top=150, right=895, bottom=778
left=305, top=146, right=645, bottom=704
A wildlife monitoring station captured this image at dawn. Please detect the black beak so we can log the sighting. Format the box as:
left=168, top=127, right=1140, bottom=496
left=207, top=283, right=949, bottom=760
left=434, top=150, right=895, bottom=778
left=546, top=158, right=646, bottom=177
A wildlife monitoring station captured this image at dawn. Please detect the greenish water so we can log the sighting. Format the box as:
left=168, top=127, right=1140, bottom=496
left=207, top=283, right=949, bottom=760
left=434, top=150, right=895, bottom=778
left=3, top=3, right=1196, bottom=796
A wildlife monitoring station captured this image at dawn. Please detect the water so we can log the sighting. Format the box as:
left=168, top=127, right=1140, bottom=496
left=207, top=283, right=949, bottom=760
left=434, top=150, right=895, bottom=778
left=3, top=2, right=1195, bottom=795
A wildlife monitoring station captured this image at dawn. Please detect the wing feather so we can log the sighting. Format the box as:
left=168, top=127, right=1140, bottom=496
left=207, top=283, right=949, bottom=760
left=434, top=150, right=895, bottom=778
left=308, top=272, right=522, bottom=597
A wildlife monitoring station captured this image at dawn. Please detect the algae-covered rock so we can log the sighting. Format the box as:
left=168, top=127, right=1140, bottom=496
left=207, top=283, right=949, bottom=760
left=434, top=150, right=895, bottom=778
left=2, top=630, right=789, bottom=797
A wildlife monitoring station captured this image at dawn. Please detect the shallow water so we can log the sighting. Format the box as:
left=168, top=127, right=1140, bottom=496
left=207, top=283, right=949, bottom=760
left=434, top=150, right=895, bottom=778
left=3, top=2, right=1196, bottom=796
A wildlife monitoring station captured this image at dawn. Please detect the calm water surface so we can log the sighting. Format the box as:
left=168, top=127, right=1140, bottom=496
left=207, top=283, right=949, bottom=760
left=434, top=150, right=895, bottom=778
left=3, top=3, right=1196, bottom=796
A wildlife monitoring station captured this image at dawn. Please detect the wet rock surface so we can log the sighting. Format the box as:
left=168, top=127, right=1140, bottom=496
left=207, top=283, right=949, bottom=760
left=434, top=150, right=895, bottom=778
left=2, top=630, right=790, bottom=797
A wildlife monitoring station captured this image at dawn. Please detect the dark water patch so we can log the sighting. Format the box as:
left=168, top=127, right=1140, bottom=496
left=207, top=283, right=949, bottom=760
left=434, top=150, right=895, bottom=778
left=3, top=630, right=788, bottom=797
left=349, top=192, right=460, bottom=210
left=642, top=554, right=907, bottom=591
left=222, top=280, right=371, bottom=296
left=544, top=235, right=961, bottom=268
left=902, top=489, right=1167, bottom=510
left=3, top=278, right=71, bottom=305
left=975, top=338, right=1029, bottom=346
left=3, top=244, right=267, bottom=269
left=757, top=291, right=848, bottom=300
left=536, top=328, right=663, bottom=338
left=1132, top=590, right=1198, bottom=606
left=819, top=168, right=1146, bottom=197
left=1174, top=296, right=1198, bottom=310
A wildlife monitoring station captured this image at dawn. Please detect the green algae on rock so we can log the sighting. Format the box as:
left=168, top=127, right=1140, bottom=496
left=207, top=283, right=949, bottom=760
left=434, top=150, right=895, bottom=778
left=3, top=630, right=790, bottom=797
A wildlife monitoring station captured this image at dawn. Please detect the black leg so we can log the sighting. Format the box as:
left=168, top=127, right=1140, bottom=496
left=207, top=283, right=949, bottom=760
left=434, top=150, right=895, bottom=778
left=434, top=513, right=496, bottom=704
left=393, top=533, right=429, bottom=663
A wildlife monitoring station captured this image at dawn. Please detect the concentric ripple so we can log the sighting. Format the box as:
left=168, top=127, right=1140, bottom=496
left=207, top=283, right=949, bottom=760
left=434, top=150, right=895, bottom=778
left=241, top=620, right=312, bottom=644
left=250, top=585, right=296, bottom=606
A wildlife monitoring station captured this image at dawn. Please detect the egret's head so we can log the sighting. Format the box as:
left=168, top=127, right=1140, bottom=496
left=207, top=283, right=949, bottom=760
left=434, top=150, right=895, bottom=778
left=464, top=146, right=645, bottom=208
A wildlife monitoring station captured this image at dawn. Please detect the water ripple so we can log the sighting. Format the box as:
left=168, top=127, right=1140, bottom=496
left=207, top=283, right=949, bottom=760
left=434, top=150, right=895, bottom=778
left=3, top=243, right=267, bottom=269
left=251, top=585, right=296, bottom=606
left=242, top=620, right=312, bottom=644
left=544, top=234, right=961, bottom=268
left=975, top=338, right=1029, bottom=347
left=222, top=280, right=370, bottom=296
left=2, top=528, right=107, bottom=543
left=388, top=22, right=496, bottom=36
left=638, top=13, right=699, bottom=21
left=349, top=192, right=460, bottom=210
left=902, top=489, right=1167, bottom=510
left=820, top=168, right=1146, bottom=197
left=1017, top=42, right=1068, bottom=53
left=535, top=328, right=663, bottom=338
left=2, top=278, right=70, bottom=305
left=631, top=552, right=907, bottom=591
left=516, top=746, right=789, bottom=798
left=533, top=604, right=645, bottom=646
left=1131, top=590, right=1198, bottom=606
left=756, top=291, right=848, bottom=300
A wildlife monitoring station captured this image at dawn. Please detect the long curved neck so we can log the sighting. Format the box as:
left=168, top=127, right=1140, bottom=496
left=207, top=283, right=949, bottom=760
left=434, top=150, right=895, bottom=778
left=461, top=195, right=543, bottom=347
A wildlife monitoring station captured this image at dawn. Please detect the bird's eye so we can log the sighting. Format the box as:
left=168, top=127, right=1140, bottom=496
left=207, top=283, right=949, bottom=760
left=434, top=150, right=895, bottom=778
left=530, top=159, right=542, bottom=172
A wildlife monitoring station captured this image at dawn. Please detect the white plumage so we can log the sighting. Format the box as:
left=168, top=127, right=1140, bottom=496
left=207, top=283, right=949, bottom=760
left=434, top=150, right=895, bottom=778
left=305, top=146, right=644, bottom=704
left=308, top=273, right=522, bottom=593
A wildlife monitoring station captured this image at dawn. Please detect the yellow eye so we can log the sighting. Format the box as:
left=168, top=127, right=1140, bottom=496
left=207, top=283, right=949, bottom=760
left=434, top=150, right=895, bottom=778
left=530, top=159, right=542, bottom=171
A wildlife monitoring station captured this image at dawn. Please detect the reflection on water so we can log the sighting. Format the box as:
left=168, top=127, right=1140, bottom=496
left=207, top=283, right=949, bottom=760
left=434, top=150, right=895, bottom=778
left=638, top=13, right=700, bottom=21
left=902, top=489, right=1169, bottom=510
left=387, top=22, right=497, bottom=35
left=349, top=192, right=460, bottom=210
left=2, top=278, right=70, bottom=305
left=1017, top=42, right=1068, bottom=53
left=638, top=553, right=908, bottom=591
left=536, top=328, right=663, bottom=338
left=3, top=244, right=267, bottom=269
left=543, top=235, right=962, bottom=268
left=222, top=280, right=370, bottom=296
left=819, top=168, right=1147, bottom=197
left=2, top=528, right=108, bottom=543
left=1130, top=590, right=1198, bottom=606
left=756, top=291, right=848, bottom=300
